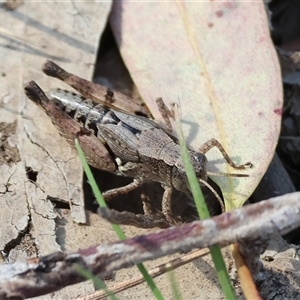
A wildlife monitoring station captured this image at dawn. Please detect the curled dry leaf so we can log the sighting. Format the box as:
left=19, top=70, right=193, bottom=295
left=110, top=1, right=282, bottom=209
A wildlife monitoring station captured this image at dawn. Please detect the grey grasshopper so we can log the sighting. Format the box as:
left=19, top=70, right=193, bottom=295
left=24, top=61, right=252, bottom=228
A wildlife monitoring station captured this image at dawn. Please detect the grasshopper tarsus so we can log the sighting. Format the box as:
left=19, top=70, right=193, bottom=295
left=244, top=162, right=253, bottom=168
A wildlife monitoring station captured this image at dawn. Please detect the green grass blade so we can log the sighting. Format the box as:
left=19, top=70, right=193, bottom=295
left=174, top=106, right=236, bottom=300
left=75, top=139, right=164, bottom=300
left=210, top=246, right=236, bottom=299
left=168, top=270, right=182, bottom=300
left=75, top=139, right=125, bottom=240
left=74, top=264, right=118, bottom=300
left=174, top=106, right=209, bottom=220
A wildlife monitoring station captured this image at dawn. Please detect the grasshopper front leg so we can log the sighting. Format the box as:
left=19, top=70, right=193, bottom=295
left=198, top=138, right=253, bottom=170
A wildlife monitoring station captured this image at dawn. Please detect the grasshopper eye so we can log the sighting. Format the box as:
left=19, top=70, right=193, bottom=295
left=190, top=152, right=207, bottom=180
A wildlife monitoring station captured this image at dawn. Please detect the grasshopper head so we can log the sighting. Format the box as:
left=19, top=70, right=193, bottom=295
left=189, top=152, right=208, bottom=181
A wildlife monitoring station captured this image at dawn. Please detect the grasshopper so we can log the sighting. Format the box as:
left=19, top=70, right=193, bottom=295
left=24, top=61, right=252, bottom=228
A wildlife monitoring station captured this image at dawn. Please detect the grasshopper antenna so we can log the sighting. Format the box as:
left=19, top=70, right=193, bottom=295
left=199, top=179, right=225, bottom=213
left=207, top=171, right=249, bottom=178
